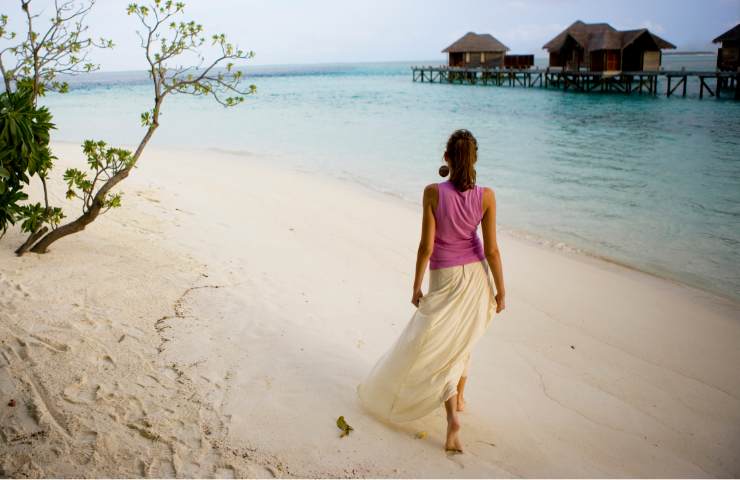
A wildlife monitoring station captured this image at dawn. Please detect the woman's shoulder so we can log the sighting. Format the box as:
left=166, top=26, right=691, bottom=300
left=479, top=185, right=495, bottom=196
left=479, top=186, right=495, bottom=208
left=423, top=183, right=439, bottom=198
left=422, top=183, right=440, bottom=207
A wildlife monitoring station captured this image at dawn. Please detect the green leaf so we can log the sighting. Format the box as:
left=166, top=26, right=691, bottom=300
left=336, top=416, right=353, bottom=438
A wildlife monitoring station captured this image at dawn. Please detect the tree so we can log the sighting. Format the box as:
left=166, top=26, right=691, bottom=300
left=1, top=1, right=112, bottom=97
left=4, top=0, right=255, bottom=254
left=0, top=0, right=113, bottom=252
left=0, top=87, right=62, bottom=241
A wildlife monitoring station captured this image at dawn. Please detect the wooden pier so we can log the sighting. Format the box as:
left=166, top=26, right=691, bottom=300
left=411, top=66, right=740, bottom=99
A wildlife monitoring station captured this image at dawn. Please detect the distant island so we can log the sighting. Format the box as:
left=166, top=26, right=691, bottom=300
left=664, top=51, right=715, bottom=55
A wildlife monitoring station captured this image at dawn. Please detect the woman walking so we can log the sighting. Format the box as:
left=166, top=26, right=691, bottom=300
left=358, top=129, right=505, bottom=453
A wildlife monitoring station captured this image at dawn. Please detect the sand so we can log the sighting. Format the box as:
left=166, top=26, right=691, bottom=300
left=0, top=142, right=738, bottom=477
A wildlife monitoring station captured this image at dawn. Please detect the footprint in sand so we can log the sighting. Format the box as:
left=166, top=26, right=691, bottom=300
left=137, top=460, right=149, bottom=476
left=74, top=430, right=99, bottom=465
left=153, top=458, right=176, bottom=477
left=101, top=355, right=116, bottom=368
left=214, top=466, right=236, bottom=478
left=136, top=190, right=162, bottom=204
left=62, top=376, right=99, bottom=405
left=0, top=275, right=31, bottom=308
left=29, top=334, right=70, bottom=353
left=445, top=451, right=466, bottom=468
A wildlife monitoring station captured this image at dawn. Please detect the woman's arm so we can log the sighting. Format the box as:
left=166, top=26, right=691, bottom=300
left=412, top=184, right=437, bottom=307
left=481, top=188, right=506, bottom=313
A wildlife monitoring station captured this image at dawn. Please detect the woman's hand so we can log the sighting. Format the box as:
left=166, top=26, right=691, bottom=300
left=495, top=292, right=506, bottom=313
left=411, top=289, right=424, bottom=307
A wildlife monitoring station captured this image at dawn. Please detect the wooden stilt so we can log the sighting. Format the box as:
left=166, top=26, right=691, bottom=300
left=716, top=75, right=721, bottom=100
left=699, top=76, right=715, bottom=99
left=408, top=66, right=738, bottom=101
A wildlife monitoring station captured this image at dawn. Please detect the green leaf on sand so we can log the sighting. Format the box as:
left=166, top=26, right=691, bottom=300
left=336, top=415, right=353, bottom=438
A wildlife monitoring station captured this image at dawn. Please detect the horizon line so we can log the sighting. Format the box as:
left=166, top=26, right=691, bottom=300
left=74, top=52, right=714, bottom=75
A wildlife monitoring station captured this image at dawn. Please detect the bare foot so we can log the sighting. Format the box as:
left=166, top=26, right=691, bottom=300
left=445, top=415, right=463, bottom=453
left=456, top=394, right=466, bottom=412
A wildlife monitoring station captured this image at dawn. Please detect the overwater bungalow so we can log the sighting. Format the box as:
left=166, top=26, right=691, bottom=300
left=714, top=24, right=740, bottom=71
left=443, top=32, right=509, bottom=68
left=413, top=21, right=737, bottom=99
left=543, top=20, right=675, bottom=72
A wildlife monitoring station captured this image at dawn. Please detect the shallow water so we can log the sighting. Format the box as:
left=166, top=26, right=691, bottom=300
left=42, top=55, right=740, bottom=300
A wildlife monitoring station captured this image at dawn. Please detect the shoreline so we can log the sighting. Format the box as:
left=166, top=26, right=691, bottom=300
left=2, top=143, right=738, bottom=476
left=205, top=145, right=740, bottom=306
left=53, top=139, right=740, bottom=306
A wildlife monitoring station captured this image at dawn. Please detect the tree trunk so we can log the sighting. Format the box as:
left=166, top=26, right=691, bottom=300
left=23, top=119, right=159, bottom=254
left=15, top=226, right=48, bottom=255
left=28, top=166, right=133, bottom=253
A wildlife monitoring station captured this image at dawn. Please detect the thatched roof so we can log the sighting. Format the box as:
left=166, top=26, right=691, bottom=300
left=543, top=21, right=612, bottom=51
left=443, top=32, right=509, bottom=53
left=543, top=20, right=676, bottom=51
left=621, top=29, right=675, bottom=49
left=713, top=23, right=740, bottom=43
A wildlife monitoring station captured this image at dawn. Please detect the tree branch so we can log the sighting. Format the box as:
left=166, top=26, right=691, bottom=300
left=24, top=0, right=255, bottom=254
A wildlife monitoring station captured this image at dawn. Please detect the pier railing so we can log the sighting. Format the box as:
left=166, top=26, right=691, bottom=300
left=411, top=66, right=740, bottom=100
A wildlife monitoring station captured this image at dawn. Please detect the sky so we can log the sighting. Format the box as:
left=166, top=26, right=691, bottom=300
left=2, top=0, right=739, bottom=71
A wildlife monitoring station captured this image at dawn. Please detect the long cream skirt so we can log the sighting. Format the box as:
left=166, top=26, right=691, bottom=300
left=358, top=260, right=496, bottom=423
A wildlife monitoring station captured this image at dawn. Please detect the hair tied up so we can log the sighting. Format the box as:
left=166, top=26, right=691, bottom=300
left=445, top=129, right=478, bottom=191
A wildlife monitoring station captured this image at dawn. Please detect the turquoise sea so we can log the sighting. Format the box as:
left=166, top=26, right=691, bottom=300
left=42, top=55, right=740, bottom=301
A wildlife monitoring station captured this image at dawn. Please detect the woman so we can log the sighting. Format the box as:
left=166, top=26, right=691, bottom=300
left=358, top=129, right=505, bottom=453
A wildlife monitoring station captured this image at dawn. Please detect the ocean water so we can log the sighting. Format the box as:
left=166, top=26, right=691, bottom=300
left=41, top=55, right=740, bottom=301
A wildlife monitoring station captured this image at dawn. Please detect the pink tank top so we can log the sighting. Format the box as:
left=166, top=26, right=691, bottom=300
left=429, top=181, right=486, bottom=270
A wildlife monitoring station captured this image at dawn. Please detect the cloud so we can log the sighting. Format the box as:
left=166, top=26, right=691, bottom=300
left=639, top=20, right=666, bottom=34
left=499, top=22, right=567, bottom=51
left=722, top=18, right=740, bottom=30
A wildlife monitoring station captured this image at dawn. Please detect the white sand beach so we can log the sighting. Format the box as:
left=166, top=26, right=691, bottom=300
left=1, top=142, right=739, bottom=477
